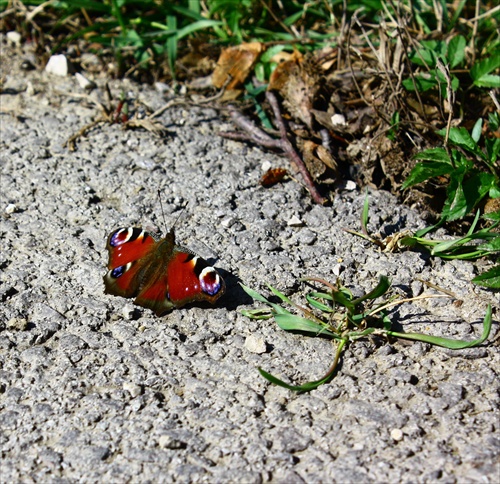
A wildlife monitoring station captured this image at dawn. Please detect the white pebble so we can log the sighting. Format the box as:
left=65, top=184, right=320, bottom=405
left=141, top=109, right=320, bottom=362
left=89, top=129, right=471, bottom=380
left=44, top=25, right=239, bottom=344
left=45, top=54, right=69, bottom=76
left=154, top=82, right=171, bottom=94
left=244, top=335, right=267, bottom=354
left=75, top=72, right=96, bottom=91
left=122, top=305, right=137, bottom=319
left=342, top=180, right=357, bottom=191
left=7, top=31, right=21, bottom=45
left=331, top=113, right=347, bottom=126
left=261, top=160, right=272, bottom=171
left=390, top=428, right=404, bottom=441
left=5, top=204, right=17, bottom=214
left=159, top=435, right=185, bottom=449
left=287, top=215, right=303, bottom=227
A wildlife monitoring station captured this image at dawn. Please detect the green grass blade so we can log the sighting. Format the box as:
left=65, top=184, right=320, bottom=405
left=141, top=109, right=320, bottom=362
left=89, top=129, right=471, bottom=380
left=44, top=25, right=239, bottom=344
left=431, top=230, right=499, bottom=256
left=274, top=314, right=338, bottom=338
left=240, top=283, right=292, bottom=315
left=306, top=292, right=335, bottom=312
left=466, top=210, right=481, bottom=236
left=166, top=15, right=177, bottom=79
left=240, top=284, right=271, bottom=304
left=386, top=305, right=492, bottom=349
left=449, top=0, right=467, bottom=28
left=472, top=266, right=500, bottom=288
left=240, top=308, right=273, bottom=320
left=267, top=284, right=295, bottom=306
left=361, top=190, right=370, bottom=233
left=414, top=218, right=445, bottom=237
left=111, top=0, right=127, bottom=32
left=176, top=19, right=223, bottom=39
left=351, top=275, right=391, bottom=305
left=258, top=368, right=332, bottom=392
left=331, top=290, right=355, bottom=312
left=257, top=338, right=347, bottom=392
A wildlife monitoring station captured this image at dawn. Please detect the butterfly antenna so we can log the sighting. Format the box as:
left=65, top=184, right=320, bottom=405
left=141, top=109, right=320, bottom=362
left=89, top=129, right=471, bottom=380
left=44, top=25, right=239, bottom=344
left=157, top=189, right=188, bottom=234
left=157, top=189, right=169, bottom=234
left=172, top=202, right=188, bottom=231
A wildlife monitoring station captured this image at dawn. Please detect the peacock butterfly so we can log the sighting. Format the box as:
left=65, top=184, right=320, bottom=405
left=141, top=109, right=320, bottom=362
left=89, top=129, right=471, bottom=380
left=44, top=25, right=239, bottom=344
left=103, top=227, right=225, bottom=316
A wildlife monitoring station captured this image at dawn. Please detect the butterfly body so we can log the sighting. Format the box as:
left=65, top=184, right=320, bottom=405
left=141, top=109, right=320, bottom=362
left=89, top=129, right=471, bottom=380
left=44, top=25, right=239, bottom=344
left=104, top=227, right=225, bottom=316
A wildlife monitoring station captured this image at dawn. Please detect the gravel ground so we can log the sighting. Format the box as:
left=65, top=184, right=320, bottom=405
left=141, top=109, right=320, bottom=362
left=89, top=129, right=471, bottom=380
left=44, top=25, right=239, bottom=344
left=1, top=37, right=499, bottom=483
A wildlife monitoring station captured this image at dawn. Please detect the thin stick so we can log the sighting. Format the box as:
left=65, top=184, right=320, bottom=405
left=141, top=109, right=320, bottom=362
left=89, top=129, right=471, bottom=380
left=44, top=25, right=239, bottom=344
left=220, top=96, right=327, bottom=205
left=436, top=58, right=455, bottom=147
left=266, top=91, right=326, bottom=204
left=470, top=0, right=480, bottom=65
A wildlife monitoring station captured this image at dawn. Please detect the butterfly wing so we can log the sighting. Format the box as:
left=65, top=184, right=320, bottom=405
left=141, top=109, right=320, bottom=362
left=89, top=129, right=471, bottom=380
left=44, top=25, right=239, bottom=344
left=167, top=248, right=225, bottom=306
left=103, top=227, right=157, bottom=298
left=134, top=246, right=225, bottom=316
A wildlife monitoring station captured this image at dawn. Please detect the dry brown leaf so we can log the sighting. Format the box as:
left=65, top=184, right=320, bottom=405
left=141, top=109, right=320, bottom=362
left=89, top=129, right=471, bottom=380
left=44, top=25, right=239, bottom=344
left=212, top=42, right=263, bottom=92
left=316, top=145, right=339, bottom=172
left=302, top=140, right=339, bottom=180
left=268, top=50, right=303, bottom=91
left=125, top=118, right=169, bottom=136
left=484, top=197, right=500, bottom=214
left=260, top=167, right=288, bottom=187
left=269, top=50, right=303, bottom=71
left=311, top=109, right=336, bottom=131
left=406, top=97, right=439, bottom=118
left=179, top=52, right=215, bottom=73
left=268, top=53, right=323, bottom=129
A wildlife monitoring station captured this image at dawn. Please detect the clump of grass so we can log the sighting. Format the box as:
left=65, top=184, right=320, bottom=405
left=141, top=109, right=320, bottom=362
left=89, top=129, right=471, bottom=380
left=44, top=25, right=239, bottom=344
left=347, top=192, right=500, bottom=289
left=241, top=280, right=492, bottom=392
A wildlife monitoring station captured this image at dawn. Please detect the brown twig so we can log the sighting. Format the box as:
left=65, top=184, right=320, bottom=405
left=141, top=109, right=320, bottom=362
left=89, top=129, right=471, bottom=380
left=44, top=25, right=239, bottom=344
left=150, top=75, right=233, bottom=119
left=64, top=118, right=106, bottom=151
left=220, top=93, right=327, bottom=205
left=266, top=92, right=327, bottom=205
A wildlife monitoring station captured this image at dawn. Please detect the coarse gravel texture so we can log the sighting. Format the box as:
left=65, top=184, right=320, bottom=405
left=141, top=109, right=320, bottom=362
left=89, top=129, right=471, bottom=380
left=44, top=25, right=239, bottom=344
left=1, top=37, right=499, bottom=483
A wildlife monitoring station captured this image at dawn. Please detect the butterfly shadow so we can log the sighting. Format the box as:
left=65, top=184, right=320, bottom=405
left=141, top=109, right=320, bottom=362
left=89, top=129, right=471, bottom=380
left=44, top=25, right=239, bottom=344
left=212, top=268, right=254, bottom=312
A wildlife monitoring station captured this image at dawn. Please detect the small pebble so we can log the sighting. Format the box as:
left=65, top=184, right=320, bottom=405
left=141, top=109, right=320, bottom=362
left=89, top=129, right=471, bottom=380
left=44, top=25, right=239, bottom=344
left=261, top=160, right=272, bottom=171
left=122, top=305, right=139, bottom=320
left=75, top=72, right=96, bottom=91
left=7, top=318, right=28, bottom=331
left=340, top=180, right=357, bottom=191
left=154, top=82, right=171, bottom=94
left=390, top=428, right=404, bottom=441
left=26, top=82, right=36, bottom=96
left=21, top=60, right=36, bottom=71
left=7, top=31, right=21, bottom=45
left=221, top=217, right=236, bottom=228
left=244, top=335, right=267, bottom=354
left=45, top=54, right=69, bottom=76
left=331, top=113, right=347, bottom=126
left=5, top=204, right=17, bottom=214
left=287, top=215, right=303, bottom=227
